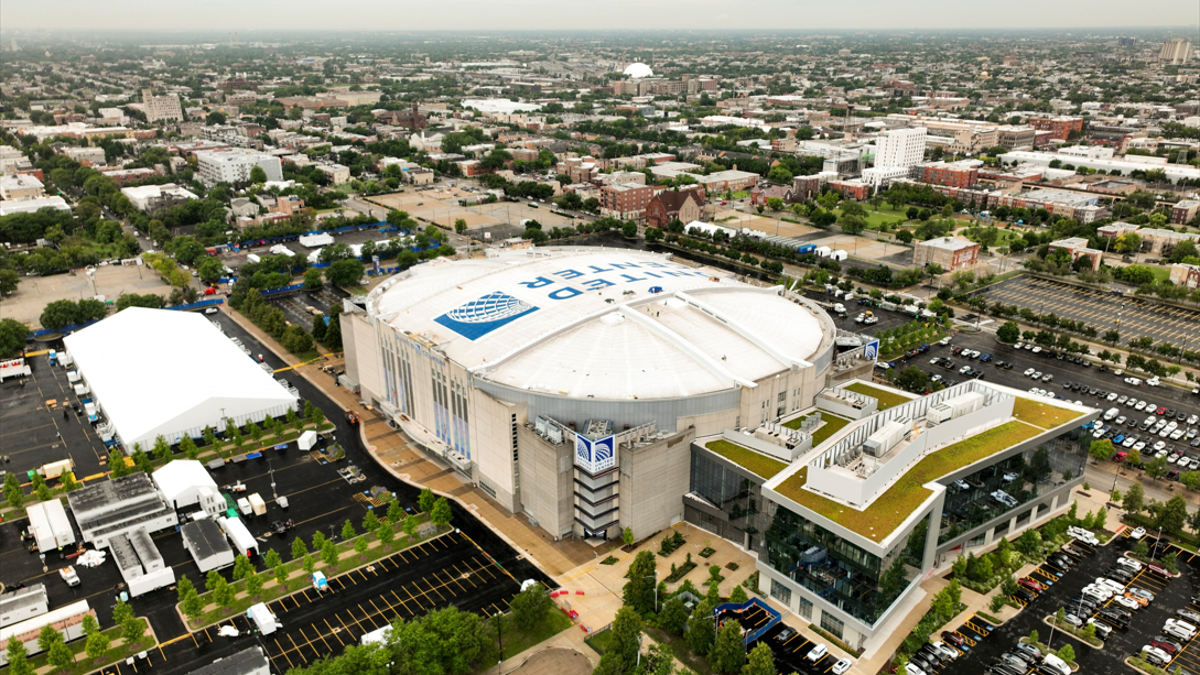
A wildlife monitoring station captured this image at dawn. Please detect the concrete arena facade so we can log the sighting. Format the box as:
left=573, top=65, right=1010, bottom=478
left=342, top=247, right=848, bottom=541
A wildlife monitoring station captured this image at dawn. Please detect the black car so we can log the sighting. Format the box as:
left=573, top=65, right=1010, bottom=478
left=910, top=653, right=938, bottom=671
left=1014, top=587, right=1036, bottom=602
left=1069, top=596, right=1097, bottom=612
left=1098, top=610, right=1130, bottom=628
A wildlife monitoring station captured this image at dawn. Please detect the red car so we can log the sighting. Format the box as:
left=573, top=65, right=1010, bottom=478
left=1018, top=577, right=1045, bottom=592
left=1157, top=407, right=1168, bottom=415
left=1151, top=641, right=1179, bottom=656
left=1147, top=563, right=1171, bottom=578
left=941, top=631, right=965, bottom=647
left=1113, top=451, right=1127, bottom=462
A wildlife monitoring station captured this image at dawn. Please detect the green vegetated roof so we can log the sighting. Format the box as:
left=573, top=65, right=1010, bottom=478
left=782, top=412, right=852, bottom=446
left=705, top=440, right=788, bottom=479
left=1012, top=397, right=1086, bottom=430
left=774, top=420, right=1043, bottom=543
left=842, top=382, right=914, bottom=410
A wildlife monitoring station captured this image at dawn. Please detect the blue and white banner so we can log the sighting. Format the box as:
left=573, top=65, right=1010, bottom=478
left=864, top=339, right=879, bottom=361
left=574, top=433, right=616, bottom=474
left=434, top=291, right=539, bottom=340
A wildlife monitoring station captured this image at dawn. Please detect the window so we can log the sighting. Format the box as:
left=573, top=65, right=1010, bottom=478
left=771, top=579, right=792, bottom=606
left=798, top=596, right=813, bottom=620
left=820, top=612, right=845, bottom=639
left=778, top=392, right=786, bottom=403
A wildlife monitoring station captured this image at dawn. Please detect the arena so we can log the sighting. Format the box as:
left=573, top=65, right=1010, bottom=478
left=341, top=247, right=866, bottom=541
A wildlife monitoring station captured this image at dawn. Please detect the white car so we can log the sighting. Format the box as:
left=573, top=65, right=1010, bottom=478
left=806, top=644, right=828, bottom=663
left=1107, top=392, right=1120, bottom=402
left=1095, top=577, right=1125, bottom=593
left=1135, top=401, right=1149, bottom=411
left=1154, top=441, right=1168, bottom=452
left=1189, top=415, right=1199, bottom=426
left=831, top=658, right=852, bottom=675
left=1113, top=595, right=1140, bottom=610
left=1134, top=441, right=1147, bottom=452
left=1024, top=368, right=1037, bottom=377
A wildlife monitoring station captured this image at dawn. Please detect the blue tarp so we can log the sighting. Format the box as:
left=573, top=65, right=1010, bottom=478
left=713, top=598, right=781, bottom=645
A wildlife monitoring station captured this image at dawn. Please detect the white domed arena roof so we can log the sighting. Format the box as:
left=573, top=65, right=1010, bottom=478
left=623, top=63, right=654, bottom=79
left=368, top=248, right=834, bottom=401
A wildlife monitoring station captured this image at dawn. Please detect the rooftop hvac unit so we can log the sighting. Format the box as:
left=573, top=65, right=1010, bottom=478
left=863, top=419, right=910, bottom=457
left=927, top=403, right=953, bottom=426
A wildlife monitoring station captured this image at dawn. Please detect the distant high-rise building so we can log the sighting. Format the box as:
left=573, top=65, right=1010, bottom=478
left=141, top=88, right=183, bottom=123
left=1160, top=39, right=1193, bottom=65
left=873, top=127, right=927, bottom=169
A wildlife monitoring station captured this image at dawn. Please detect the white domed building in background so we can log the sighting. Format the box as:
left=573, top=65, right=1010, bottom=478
left=338, top=248, right=877, bottom=542
left=623, top=62, right=654, bottom=79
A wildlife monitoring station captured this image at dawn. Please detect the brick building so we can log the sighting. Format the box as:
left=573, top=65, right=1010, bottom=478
left=912, top=237, right=980, bottom=272
left=1048, top=237, right=1103, bottom=272
left=919, top=160, right=979, bottom=188
left=646, top=187, right=706, bottom=228
left=600, top=183, right=655, bottom=220
left=1171, top=199, right=1200, bottom=225
left=1169, top=263, right=1200, bottom=290
left=827, top=179, right=870, bottom=201
left=1027, top=116, right=1084, bottom=142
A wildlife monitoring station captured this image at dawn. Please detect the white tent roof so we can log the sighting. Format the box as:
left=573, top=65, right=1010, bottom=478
left=153, top=460, right=218, bottom=504
left=64, top=308, right=298, bottom=449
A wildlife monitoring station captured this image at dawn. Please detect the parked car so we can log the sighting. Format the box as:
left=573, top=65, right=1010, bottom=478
left=805, top=644, right=827, bottom=663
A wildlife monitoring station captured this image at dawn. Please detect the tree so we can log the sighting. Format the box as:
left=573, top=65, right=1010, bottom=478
left=1056, top=644, right=1075, bottom=664
left=431, top=497, right=453, bottom=527
left=997, top=321, right=1021, bottom=343
left=709, top=619, right=747, bottom=674
left=38, top=624, right=63, bottom=655
left=292, top=536, right=308, bottom=561
left=1157, top=494, right=1189, bottom=535
left=403, top=514, right=418, bottom=538
left=233, top=554, right=254, bottom=581
left=387, top=498, right=405, bottom=525
left=623, top=527, right=635, bottom=547
left=454, top=218, right=467, bottom=235
left=511, top=584, right=552, bottom=630
left=245, top=568, right=265, bottom=598
left=623, top=550, right=658, bottom=614
left=121, top=612, right=145, bottom=648
left=1089, top=439, right=1115, bottom=463
left=686, top=598, right=717, bottom=655
left=304, top=267, right=324, bottom=290
left=250, top=166, right=268, bottom=184
left=0, top=318, right=28, bottom=359
left=322, top=539, right=339, bottom=569
left=362, top=510, right=379, bottom=533
left=303, top=553, right=317, bottom=575
left=377, top=522, right=395, bottom=548
left=419, top=487, right=435, bottom=513
left=659, top=596, right=689, bottom=635
left=1146, top=455, right=1170, bottom=482
left=767, top=166, right=793, bottom=185
left=84, top=614, right=110, bottom=662
left=596, top=606, right=643, bottom=675
left=741, top=643, right=775, bottom=675
left=1182, top=472, right=1200, bottom=491
left=7, top=636, right=33, bottom=675
left=180, top=435, right=199, bottom=460
left=211, top=574, right=235, bottom=610
left=342, top=519, right=357, bottom=541
left=622, top=221, right=638, bottom=238
left=326, top=259, right=365, bottom=287
left=354, top=537, right=369, bottom=559
left=47, top=638, right=75, bottom=671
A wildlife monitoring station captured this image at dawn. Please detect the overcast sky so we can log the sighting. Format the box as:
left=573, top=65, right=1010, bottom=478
left=1, top=0, right=1196, bottom=32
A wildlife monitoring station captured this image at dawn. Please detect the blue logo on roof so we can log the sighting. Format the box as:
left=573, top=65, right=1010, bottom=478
left=434, top=291, right=538, bottom=340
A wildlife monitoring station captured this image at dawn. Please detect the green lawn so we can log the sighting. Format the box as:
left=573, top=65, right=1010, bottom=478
left=585, top=628, right=616, bottom=654
left=704, top=440, right=788, bottom=479
left=486, top=609, right=574, bottom=660
left=1148, top=266, right=1171, bottom=282
left=843, top=382, right=913, bottom=410
left=836, top=206, right=906, bottom=231
left=774, top=421, right=1043, bottom=542
left=783, top=412, right=852, bottom=446
left=1012, top=398, right=1085, bottom=430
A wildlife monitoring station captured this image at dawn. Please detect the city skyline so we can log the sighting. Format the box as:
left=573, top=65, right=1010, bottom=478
left=1, top=0, right=1197, bottom=33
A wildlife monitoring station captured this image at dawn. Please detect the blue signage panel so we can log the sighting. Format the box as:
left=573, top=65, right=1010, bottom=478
left=434, top=291, right=539, bottom=340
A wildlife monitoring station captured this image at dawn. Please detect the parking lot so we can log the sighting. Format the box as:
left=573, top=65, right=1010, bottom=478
left=974, top=276, right=1200, bottom=349
left=170, top=529, right=522, bottom=674
left=0, top=308, right=552, bottom=675
left=935, top=532, right=1200, bottom=675
left=753, top=619, right=845, bottom=675
left=266, top=287, right=348, bottom=332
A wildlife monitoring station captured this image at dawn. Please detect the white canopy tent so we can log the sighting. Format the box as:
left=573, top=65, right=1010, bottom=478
left=153, top=460, right=219, bottom=509
left=63, top=308, right=299, bottom=451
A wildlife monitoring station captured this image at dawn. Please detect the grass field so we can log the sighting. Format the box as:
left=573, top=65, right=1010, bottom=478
left=705, top=440, right=789, bottom=478
left=835, top=206, right=907, bottom=231
left=775, top=421, right=1042, bottom=542
left=1012, top=397, right=1085, bottom=430
left=783, top=412, right=853, bottom=445
left=843, top=382, right=913, bottom=410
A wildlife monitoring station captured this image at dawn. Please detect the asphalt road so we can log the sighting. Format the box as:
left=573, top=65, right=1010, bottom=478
left=974, top=276, right=1200, bottom=351
left=0, top=308, right=552, bottom=675
left=938, top=534, right=1200, bottom=675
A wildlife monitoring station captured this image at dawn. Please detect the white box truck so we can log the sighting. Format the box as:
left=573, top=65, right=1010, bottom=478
left=248, top=493, right=267, bottom=517
left=246, top=603, right=280, bottom=635
left=219, top=517, right=259, bottom=558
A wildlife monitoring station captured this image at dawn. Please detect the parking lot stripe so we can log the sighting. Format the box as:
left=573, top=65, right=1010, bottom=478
left=274, top=638, right=296, bottom=670
left=323, top=618, right=344, bottom=646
